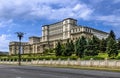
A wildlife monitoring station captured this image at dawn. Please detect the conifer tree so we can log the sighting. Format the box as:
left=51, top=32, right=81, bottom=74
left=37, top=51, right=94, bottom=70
left=85, top=36, right=99, bottom=56
left=92, top=36, right=100, bottom=50
left=107, top=38, right=118, bottom=58
left=117, top=39, right=120, bottom=50
left=100, top=38, right=107, bottom=52
left=75, top=38, right=79, bottom=56
left=63, top=39, right=72, bottom=56
left=70, top=40, right=74, bottom=53
left=106, top=30, right=118, bottom=58
left=107, top=30, right=116, bottom=40
left=75, top=36, right=87, bottom=58
left=55, top=41, right=62, bottom=56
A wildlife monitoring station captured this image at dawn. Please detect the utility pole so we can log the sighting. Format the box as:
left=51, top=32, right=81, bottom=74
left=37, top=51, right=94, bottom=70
left=16, top=32, right=25, bottom=66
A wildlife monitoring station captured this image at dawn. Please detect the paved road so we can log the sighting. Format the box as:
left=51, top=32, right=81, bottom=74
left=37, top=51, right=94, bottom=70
left=0, top=65, right=120, bottom=78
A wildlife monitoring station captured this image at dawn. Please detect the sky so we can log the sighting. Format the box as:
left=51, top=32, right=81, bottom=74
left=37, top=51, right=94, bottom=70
left=0, top=0, right=120, bottom=52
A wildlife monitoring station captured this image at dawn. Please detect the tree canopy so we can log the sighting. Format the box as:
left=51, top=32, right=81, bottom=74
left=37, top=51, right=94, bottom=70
left=55, top=41, right=62, bottom=56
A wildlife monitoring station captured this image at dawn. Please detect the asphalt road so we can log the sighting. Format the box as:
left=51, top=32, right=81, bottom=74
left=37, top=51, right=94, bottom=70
left=0, top=65, right=120, bottom=78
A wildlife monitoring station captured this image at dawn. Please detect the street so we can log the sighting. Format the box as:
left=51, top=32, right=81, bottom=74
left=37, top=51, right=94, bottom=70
left=0, top=65, right=120, bottom=78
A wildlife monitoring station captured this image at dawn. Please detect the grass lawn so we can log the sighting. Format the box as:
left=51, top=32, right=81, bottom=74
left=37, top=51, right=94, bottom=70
left=1, top=52, right=120, bottom=60
left=98, top=53, right=108, bottom=58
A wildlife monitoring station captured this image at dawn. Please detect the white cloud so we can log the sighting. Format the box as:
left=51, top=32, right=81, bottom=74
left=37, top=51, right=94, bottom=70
left=0, top=0, right=93, bottom=52
left=0, top=0, right=120, bottom=51
left=0, top=0, right=119, bottom=27
left=0, top=34, right=10, bottom=51
left=86, top=0, right=104, bottom=6
left=34, top=3, right=93, bottom=20
left=92, top=14, right=120, bottom=37
left=0, top=0, right=93, bottom=21
left=73, top=4, right=93, bottom=20
left=113, top=0, right=120, bottom=3
left=0, top=19, right=14, bottom=28
left=95, top=15, right=120, bottom=27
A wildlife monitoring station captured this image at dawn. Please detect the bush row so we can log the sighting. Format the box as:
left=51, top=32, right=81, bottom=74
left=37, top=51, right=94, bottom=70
left=1, top=55, right=120, bottom=61
left=0, top=56, right=78, bottom=61
left=0, top=56, right=106, bottom=61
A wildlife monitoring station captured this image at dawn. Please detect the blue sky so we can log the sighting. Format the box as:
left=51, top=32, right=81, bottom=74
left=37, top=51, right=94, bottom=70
left=0, top=0, right=120, bottom=51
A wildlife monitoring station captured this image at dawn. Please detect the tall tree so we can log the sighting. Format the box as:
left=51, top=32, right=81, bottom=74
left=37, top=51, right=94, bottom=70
left=75, top=36, right=87, bottom=58
left=107, top=30, right=116, bottom=40
left=117, top=41, right=120, bottom=50
left=75, top=38, right=79, bottom=56
left=100, top=38, right=107, bottom=52
left=107, top=38, right=118, bottom=58
left=70, top=40, right=75, bottom=53
left=92, top=36, right=100, bottom=50
left=63, top=39, right=73, bottom=56
left=117, top=38, right=120, bottom=50
left=85, top=36, right=99, bottom=56
left=55, top=41, right=62, bottom=56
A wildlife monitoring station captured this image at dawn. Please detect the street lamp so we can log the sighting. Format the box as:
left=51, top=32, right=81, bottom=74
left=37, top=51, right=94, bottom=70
left=16, top=32, right=25, bottom=66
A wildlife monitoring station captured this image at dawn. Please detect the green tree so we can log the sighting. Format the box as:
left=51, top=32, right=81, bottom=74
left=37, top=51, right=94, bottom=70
left=117, top=38, right=120, bottom=50
left=55, top=41, right=62, bottom=56
left=63, top=39, right=71, bottom=56
left=100, top=38, right=107, bottom=52
left=85, top=37, right=99, bottom=56
left=63, top=39, right=74, bottom=56
left=92, top=36, right=100, bottom=50
left=75, top=38, right=79, bottom=56
left=43, top=49, right=49, bottom=55
left=70, top=40, right=75, bottom=53
left=75, top=36, right=87, bottom=58
left=106, top=30, right=118, bottom=58
left=107, top=38, right=118, bottom=58
left=107, top=30, right=116, bottom=40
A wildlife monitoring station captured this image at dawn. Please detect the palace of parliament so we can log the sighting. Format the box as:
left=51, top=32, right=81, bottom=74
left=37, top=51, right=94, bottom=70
left=9, top=18, right=109, bottom=55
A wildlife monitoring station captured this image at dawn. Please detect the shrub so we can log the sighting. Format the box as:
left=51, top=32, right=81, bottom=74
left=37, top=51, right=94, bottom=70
left=93, top=56, right=104, bottom=60
left=69, top=56, right=78, bottom=60
left=115, top=56, right=120, bottom=60
left=83, top=56, right=93, bottom=60
left=83, top=56, right=104, bottom=60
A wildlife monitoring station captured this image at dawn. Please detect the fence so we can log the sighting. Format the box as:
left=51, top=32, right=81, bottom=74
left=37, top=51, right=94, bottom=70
left=0, top=58, right=120, bottom=68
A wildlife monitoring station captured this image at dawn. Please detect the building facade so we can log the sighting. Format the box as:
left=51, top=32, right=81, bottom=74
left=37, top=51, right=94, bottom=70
left=9, top=18, right=109, bottom=55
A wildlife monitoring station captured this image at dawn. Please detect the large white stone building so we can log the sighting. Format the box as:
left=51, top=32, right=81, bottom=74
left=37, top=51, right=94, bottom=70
left=9, top=18, right=109, bottom=55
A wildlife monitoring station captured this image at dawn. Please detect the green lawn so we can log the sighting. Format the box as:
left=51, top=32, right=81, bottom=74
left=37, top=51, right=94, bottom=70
left=98, top=53, right=108, bottom=58
left=1, top=52, right=120, bottom=60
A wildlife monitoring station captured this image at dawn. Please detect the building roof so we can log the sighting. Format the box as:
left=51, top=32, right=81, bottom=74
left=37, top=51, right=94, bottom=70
left=29, top=36, right=41, bottom=39
left=42, top=18, right=77, bottom=27
left=63, top=18, right=77, bottom=21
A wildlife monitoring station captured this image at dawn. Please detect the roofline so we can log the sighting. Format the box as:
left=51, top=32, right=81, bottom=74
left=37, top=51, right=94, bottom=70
left=42, top=18, right=77, bottom=27
left=29, top=36, right=41, bottom=39
left=77, top=25, right=109, bottom=34
left=9, top=41, right=28, bottom=44
left=63, top=18, right=77, bottom=21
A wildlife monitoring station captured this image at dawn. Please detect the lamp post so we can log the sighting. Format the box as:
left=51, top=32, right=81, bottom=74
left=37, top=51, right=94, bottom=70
left=16, top=32, right=24, bottom=66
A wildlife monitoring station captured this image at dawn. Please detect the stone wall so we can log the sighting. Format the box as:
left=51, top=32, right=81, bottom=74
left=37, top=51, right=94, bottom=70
left=1, top=59, right=120, bottom=68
